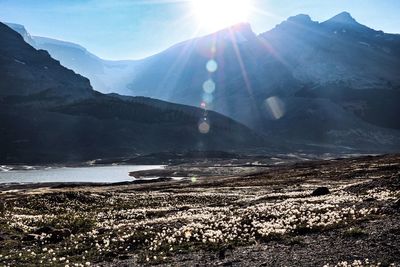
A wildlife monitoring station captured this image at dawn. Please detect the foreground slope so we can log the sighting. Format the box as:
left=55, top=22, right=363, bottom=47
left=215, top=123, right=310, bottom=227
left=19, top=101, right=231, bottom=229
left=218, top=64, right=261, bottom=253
left=0, top=22, right=265, bottom=163
left=1, top=155, right=399, bottom=266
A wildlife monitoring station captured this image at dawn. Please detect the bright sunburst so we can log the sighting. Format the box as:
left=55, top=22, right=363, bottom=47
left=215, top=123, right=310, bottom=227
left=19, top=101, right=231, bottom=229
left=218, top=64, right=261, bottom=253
left=191, top=0, right=251, bottom=31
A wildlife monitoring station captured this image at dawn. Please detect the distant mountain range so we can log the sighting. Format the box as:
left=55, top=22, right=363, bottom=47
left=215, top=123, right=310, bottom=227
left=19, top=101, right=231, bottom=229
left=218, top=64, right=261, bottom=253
left=122, top=12, right=400, bottom=150
left=4, top=12, right=400, bottom=155
left=5, top=22, right=138, bottom=94
left=0, top=22, right=265, bottom=163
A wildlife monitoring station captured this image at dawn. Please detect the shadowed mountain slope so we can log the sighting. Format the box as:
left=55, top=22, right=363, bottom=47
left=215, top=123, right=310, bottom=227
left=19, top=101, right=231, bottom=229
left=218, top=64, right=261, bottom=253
left=6, top=13, right=400, bottom=153
left=0, top=22, right=266, bottom=163
left=122, top=13, right=400, bottom=151
left=5, top=22, right=138, bottom=94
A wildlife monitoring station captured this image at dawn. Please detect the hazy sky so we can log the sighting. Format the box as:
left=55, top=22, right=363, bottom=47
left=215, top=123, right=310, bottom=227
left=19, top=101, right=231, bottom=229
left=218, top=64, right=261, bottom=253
left=0, top=0, right=399, bottom=60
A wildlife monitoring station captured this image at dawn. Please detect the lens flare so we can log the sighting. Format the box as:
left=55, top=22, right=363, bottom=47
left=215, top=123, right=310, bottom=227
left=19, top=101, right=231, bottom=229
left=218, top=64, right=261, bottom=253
left=198, top=121, right=211, bottom=134
left=202, top=93, right=214, bottom=104
left=264, top=96, right=285, bottom=120
left=206, top=60, right=218, bottom=73
left=203, top=79, right=216, bottom=93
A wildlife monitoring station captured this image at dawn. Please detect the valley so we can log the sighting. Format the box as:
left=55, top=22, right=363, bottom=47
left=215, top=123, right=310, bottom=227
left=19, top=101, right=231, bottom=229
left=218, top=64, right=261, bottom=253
left=1, top=6, right=400, bottom=267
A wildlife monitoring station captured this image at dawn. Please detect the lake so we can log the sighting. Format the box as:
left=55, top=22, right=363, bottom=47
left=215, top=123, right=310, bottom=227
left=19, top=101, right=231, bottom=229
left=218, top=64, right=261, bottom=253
left=0, top=165, right=164, bottom=184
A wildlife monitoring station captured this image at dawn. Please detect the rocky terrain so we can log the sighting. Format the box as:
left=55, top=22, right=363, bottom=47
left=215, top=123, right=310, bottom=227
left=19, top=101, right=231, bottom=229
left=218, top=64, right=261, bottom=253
left=0, top=154, right=399, bottom=266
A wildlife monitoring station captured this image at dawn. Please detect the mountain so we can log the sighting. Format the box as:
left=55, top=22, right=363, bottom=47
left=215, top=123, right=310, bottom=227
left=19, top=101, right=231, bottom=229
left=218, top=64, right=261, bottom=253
left=259, top=12, right=400, bottom=129
left=124, top=23, right=298, bottom=130
left=0, top=23, right=93, bottom=99
left=5, top=13, right=400, bottom=153
left=0, top=22, right=266, bottom=164
left=122, top=12, right=400, bottom=151
left=32, top=36, right=139, bottom=94
left=5, top=23, right=138, bottom=94
left=260, top=12, right=400, bottom=89
left=4, top=22, right=36, bottom=46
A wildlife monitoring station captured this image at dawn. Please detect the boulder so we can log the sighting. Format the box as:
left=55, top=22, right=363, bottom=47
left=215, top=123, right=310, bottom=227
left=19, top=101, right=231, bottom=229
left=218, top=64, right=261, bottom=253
left=34, top=226, right=56, bottom=234
left=34, top=226, right=71, bottom=243
left=22, top=234, right=39, bottom=241
left=311, top=187, right=331, bottom=196
left=48, top=229, right=72, bottom=243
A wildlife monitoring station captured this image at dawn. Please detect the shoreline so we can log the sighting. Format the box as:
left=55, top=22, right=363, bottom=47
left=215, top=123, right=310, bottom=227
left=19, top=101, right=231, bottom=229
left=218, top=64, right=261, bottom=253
left=0, top=151, right=380, bottom=171
left=0, top=154, right=386, bottom=191
left=0, top=178, right=178, bottom=192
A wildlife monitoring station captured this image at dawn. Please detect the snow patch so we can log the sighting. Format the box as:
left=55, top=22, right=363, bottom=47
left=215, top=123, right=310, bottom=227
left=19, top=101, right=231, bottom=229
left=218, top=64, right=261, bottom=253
left=358, top=42, right=371, bottom=47
left=14, top=59, right=26, bottom=65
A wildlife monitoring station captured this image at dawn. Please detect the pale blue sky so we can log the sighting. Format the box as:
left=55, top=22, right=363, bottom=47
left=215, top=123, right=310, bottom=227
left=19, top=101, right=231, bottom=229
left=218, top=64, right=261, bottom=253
left=0, top=0, right=399, bottom=60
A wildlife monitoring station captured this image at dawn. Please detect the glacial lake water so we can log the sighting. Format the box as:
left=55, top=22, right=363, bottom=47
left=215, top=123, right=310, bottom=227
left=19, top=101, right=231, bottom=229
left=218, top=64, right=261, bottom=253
left=0, top=165, right=164, bottom=184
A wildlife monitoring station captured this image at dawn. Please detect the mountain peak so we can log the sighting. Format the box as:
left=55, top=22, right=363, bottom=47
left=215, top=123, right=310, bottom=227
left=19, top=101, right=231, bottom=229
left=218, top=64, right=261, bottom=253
left=210, top=22, right=256, bottom=43
left=287, top=14, right=314, bottom=24
left=322, top=12, right=374, bottom=32
left=5, top=22, right=36, bottom=46
left=228, top=22, right=252, bottom=31
left=272, top=14, right=318, bottom=31
left=325, top=12, right=358, bottom=25
left=269, top=14, right=318, bottom=33
left=218, top=22, right=254, bottom=36
left=5, top=22, right=26, bottom=32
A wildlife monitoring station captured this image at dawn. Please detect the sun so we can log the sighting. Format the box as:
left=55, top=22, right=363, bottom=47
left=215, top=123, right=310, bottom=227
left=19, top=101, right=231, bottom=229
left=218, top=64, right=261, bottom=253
left=191, top=0, right=251, bottom=31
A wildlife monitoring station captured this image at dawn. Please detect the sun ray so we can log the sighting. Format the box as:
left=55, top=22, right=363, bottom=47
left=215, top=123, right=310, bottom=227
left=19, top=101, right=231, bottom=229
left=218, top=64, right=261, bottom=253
left=156, top=25, right=202, bottom=101
left=228, top=28, right=253, bottom=98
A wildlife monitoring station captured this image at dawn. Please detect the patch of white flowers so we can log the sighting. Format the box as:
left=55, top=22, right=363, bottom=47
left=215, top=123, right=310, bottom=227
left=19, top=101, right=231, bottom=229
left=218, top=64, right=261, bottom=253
left=323, top=259, right=396, bottom=267
left=0, top=179, right=397, bottom=265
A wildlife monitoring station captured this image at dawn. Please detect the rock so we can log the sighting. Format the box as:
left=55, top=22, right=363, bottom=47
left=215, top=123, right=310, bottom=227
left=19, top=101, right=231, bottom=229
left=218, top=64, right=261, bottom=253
left=0, top=232, right=6, bottom=241
left=98, top=227, right=108, bottom=234
left=22, top=234, right=39, bottom=241
left=311, top=187, right=331, bottom=196
left=34, top=226, right=56, bottom=234
left=118, top=254, right=130, bottom=260
left=393, top=199, right=400, bottom=210
left=105, top=251, right=118, bottom=258
left=14, top=227, right=24, bottom=233
left=218, top=245, right=233, bottom=260
left=34, top=226, right=71, bottom=243
left=0, top=200, right=5, bottom=214
left=48, top=229, right=72, bottom=243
